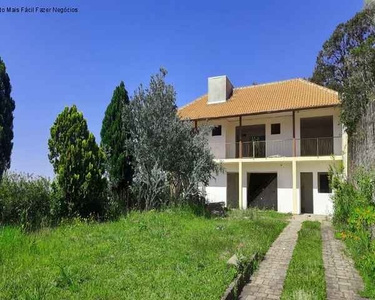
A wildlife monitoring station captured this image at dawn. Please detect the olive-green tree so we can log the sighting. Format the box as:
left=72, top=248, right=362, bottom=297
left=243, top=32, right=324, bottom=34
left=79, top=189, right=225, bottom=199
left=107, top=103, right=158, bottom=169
left=128, top=69, right=221, bottom=210
left=48, top=105, right=106, bottom=217
left=0, top=57, right=15, bottom=181
left=101, top=82, right=133, bottom=209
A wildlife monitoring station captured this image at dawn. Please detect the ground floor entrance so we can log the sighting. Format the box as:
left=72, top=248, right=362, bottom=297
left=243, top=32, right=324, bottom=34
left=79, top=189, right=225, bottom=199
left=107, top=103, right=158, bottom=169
left=301, top=172, right=313, bottom=213
left=247, top=173, right=277, bottom=210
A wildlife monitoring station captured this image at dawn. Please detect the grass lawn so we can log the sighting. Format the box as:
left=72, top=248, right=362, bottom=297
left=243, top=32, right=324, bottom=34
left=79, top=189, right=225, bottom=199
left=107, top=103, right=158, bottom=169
left=0, top=209, right=288, bottom=300
left=281, top=221, right=326, bottom=300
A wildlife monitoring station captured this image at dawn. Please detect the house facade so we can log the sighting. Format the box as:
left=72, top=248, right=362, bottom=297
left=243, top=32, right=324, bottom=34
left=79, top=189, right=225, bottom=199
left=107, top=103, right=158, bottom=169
left=179, top=76, right=347, bottom=215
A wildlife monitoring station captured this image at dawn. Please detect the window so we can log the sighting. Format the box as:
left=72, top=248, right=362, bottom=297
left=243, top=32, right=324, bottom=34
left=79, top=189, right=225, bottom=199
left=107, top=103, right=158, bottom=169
left=318, top=173, right=331, bottom=193
left=212, top=125, right=222, bottom=136
left=271, top=123, right=281, bottom=135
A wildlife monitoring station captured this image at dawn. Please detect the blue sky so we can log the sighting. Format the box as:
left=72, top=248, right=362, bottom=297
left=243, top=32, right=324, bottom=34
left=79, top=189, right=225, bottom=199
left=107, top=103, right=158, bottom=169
left=0, top=0, right=362, bottom=177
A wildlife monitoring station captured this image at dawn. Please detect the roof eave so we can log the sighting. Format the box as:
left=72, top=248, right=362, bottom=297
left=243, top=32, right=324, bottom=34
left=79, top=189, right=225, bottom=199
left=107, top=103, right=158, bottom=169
left=180, top=104, right=341, bottom=122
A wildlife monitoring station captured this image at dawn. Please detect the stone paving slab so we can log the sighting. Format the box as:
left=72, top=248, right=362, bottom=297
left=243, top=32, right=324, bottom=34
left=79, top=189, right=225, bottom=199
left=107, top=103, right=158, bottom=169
left=239, top=217, right=303, bottom=300
left=322, top=221, right=366, bottom=300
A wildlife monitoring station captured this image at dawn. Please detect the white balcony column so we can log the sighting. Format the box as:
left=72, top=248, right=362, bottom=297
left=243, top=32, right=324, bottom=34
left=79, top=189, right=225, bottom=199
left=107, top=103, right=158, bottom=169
left=238, top=161, right=243, bottom=209
left=292, top=159, right=298, bottom=214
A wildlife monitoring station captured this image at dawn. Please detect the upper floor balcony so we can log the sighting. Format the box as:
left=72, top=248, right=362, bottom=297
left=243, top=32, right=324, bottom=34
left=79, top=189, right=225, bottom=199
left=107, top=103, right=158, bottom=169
left=210, top=136, right=343, bottom=160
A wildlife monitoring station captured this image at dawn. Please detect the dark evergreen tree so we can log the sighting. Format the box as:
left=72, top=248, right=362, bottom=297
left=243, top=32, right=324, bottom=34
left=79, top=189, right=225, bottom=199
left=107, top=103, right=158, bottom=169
left=311, top=6, right=375, bottom=92
left=0, top=57, right=15, bottom=181
left=311, top=6, right=375, bottom=134
left=48, top=105, right=106, bottom=217
left=101, top=82, right=133, bottom=208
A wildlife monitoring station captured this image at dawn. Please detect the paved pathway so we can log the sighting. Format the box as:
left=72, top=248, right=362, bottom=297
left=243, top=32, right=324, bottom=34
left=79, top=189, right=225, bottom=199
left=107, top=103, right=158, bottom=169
left=239, top=215, right=365, bottom=300
left=239, top=216, right=303, bottom=300
left=322, top=221, right=365, bottom=300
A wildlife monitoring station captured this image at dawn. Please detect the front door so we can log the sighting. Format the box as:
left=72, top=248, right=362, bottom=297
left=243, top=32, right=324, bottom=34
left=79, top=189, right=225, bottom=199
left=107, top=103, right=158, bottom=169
left=227, top=173, right=239, bottom=208
left=301, top=172, right=313, bottom=214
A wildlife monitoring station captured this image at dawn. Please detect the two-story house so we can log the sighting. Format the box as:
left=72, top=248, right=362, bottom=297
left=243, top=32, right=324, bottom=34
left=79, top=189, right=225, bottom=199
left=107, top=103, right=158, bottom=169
left=179, top=76, right=347, bottom=215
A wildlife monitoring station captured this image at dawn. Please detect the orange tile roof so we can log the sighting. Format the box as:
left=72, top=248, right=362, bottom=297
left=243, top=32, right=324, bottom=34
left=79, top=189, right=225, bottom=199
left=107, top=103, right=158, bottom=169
left=178, top=78, right=339, bottom=120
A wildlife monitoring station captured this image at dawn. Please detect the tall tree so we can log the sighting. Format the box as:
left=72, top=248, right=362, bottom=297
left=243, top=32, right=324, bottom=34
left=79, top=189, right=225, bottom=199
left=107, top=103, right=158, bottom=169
left=128, top=69, right=221, bottom=210
left=48, top=105, right=106, bottom=217
left=101, top=81, right=133, bottom=208
left=311, top=6, right=375, bottom=135
left=365, top=0, right=375, bottom=8
left=0, top=57, right=15, bottom=181
left=311, top=6, right=375, bottom=92
left=341, top=38, right=375, bottom=135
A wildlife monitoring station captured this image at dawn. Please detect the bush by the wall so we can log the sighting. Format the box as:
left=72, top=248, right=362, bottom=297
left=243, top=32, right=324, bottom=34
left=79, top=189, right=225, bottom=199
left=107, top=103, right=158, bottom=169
left=0, top=172, right=54, bottom=231
left=330, top=166, right=375, bottom=298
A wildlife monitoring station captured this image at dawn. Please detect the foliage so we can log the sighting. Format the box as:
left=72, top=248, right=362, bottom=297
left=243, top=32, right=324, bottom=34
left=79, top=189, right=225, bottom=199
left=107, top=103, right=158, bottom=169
left=0, top=172, right=54, bottom=231
left=330, top=163, right=361, bottom=225
left=348, top=206, right=375, bottom=236
left=341, top=37, right=375, bottom=135
left=311, top=6, right=375, bottom=135
left=281, top=221, right=326, bottom=300
left=100, top=81, right=133, bottom=210
left=0, top=209, right=287, bottom=300
left=127, top=69, right=222, bottom=210
left=311, top=6, right=375, bottom=92
left=0, top=57, right=15, bottom=182
left=48, top=105, right=107, bottom=217
left=330, top=166, right=375, bottom=298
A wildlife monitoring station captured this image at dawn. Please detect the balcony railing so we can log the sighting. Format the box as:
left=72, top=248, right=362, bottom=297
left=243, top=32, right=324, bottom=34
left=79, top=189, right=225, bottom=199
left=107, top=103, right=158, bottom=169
left=210, top=137, right=342, bottom=159
left=298, top=137, right=334, bottom=157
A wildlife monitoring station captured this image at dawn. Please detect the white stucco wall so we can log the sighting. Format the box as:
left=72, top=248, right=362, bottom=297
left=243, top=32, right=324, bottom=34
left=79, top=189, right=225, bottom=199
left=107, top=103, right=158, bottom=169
left=296, top=161, right=340, bottom=215
left=207, top=119, right=228, bottom=159
left=205, top=173, right=227, bottom=204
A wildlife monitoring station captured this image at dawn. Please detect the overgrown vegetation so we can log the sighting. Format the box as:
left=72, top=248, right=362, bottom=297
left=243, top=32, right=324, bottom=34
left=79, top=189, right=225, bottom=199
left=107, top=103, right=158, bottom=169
left=330, top=166, right=375, bottom=298
left=0, top=68, right=222, bottom=230
left=0, top=172, right=55, bottom=231
left=0, top=209, right=287, bottom=300
left=281, top=221, right=326, bottom=300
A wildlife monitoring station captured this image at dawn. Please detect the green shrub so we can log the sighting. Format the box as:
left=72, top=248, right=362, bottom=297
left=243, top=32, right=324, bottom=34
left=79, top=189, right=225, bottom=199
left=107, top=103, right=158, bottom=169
left=348, top=206, right=375, bottom=234
left=330, top=166, right=373, bottom=226
left=0, top=172, right=54, bottom=231
left=332, top=179, right=359, bottom=225
left=331, top=166, right=375, bottom=297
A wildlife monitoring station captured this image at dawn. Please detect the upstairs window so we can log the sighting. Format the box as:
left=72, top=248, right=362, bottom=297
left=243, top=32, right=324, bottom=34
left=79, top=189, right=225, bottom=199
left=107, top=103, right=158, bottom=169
left=212, top=125, right=222, bottom=136
left=318, top=173, right=331, bottom=193
left=271, top=123, right=281, bottom=135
